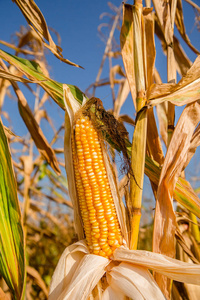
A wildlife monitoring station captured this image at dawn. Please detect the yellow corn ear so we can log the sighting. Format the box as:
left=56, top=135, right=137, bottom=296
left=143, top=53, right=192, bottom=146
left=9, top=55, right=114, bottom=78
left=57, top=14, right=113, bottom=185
left=72, top=115, right=123, bottom=258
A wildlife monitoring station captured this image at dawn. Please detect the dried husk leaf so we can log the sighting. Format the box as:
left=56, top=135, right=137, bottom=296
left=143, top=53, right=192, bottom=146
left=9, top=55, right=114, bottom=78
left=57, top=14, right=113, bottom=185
left=63, top=86, right=84, bottom=239
left=102, top=147, right=129, bottom=244
left=148, top=56, right=200, bottom=107
left=153, top=101, right=200, bottom=296
left=49, top=240, right=109, bottom=300
left=107, top=262, right=165, bottom=300
left=113, top=247, right=200, bottom=285
left=13, top=0, right=83, bottom=68
left=49, top=241, right=90, bottom=299
left=102, top=286, right=125, bottom=300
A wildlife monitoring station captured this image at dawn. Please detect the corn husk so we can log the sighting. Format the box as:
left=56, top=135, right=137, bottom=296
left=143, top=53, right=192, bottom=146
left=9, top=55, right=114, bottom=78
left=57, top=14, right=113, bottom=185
left=49, top=241, right=200, bottom=300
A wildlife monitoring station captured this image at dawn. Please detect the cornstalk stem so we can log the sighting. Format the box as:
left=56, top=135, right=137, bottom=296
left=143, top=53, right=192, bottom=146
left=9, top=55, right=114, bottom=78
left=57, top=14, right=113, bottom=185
left=130, top=1, right=147, bottom=249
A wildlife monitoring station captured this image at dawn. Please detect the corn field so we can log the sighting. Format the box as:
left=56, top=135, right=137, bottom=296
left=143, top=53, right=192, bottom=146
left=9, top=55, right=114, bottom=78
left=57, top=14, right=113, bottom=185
left=0, top=0, right=200, bottom=299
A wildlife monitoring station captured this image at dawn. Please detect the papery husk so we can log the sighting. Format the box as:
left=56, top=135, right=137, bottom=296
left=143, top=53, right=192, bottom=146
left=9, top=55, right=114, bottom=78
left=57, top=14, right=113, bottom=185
left=63, top=85, right=84, bottom=239
left=113, top=247, right=200, bottom=285
left=102, top=286, right=125, bottom=300
left=102, top=145, right=129, bottom=245
left=49, top=240, right=110, bottom=300
left=107, top=262, right=165, bottom=300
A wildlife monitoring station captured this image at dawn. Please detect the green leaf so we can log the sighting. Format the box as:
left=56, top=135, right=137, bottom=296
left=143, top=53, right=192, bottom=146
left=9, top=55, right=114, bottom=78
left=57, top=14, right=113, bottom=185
left=0, top=120, right=25, bottom=299
left=0, top=49, right=85, bottom=109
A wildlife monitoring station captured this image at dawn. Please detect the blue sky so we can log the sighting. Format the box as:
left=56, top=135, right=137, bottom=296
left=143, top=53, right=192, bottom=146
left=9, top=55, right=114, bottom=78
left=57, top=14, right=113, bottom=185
left=0, top=1, right=199, bottom=219
left=0, top=1, right=199, bottom=104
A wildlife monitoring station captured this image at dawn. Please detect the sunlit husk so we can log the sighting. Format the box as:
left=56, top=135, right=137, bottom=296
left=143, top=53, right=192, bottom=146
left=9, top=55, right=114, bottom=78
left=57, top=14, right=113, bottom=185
left=63, top=84, right=128, bottom=244
left=113, top=247, right=200, bottom=285
left=50, top=241, right=200, bottom=300
left=107, top=262, right=165, bottom=300
left=49, top=240, right=109, bottom=300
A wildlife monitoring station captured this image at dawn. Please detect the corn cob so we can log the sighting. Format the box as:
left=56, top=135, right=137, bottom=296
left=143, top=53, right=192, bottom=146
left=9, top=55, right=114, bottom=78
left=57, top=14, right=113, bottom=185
left=71, top=115, right=123, bottom=258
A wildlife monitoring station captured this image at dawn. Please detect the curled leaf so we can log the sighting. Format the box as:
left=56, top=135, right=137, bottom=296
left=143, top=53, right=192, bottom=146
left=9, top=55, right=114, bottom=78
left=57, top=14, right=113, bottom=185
left=13, top=0, right=83, bottom=68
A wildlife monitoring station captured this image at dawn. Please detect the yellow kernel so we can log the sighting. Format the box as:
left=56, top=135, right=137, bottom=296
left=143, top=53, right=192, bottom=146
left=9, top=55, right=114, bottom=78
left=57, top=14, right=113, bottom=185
left=105, top=248, right=113, bottom=256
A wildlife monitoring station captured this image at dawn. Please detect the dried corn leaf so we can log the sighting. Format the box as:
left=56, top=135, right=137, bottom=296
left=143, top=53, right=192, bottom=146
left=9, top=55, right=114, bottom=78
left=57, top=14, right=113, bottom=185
left=0, top=69, right=33, bottom=83
left=119, top=114, right=135, bottom=126
left=114, top=79, right=130, bottom=117
left=183, top=123, right=200, bottom=170
left=174, top=177, right=200, bottom=218
left=156, top=102, right=168, bottom=146
left=147, top=109, right=164, bottom=164
left=175, top=0, right=200, bottom=55
left=152, top=0, right=172, bottom=45
left=120, top=4, right=136, bottom=108
left=13, top=83, right=61, bottom=175
left=148, top=55, right=200, bottom=106
left=0, top=49, right=85, bottom=109
left=154, top=15, right=192, bottom=77
left=153, top=70, right=168, bottom=146
left=153, top=101, right=200, bottom=296
left=13, top=0, right=83, bottom=68
left=145, top=156, right=200, bottom=219
left=109, top=65, right=125, bottom=89
left=0, top=119, right=25, bottom=300
left=173, top=36, right=192, bottom=76
left=144, top=14, right=163, bottom=164
left=143, top=12, right=155, bottom=90
left=27, top=266, right=48, bottom=297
